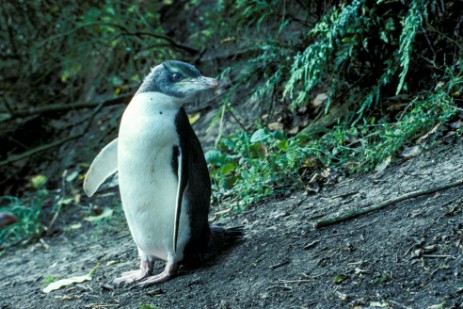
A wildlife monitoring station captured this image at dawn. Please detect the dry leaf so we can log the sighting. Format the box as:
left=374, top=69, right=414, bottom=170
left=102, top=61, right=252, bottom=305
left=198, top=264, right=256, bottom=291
left=312, top=93, right=328, bottom=108
left=42, top=274, right=91, bottom=293
left=84, top=207, right=113, bottom=222
left=106, top=260, right=119, bottom=266
left=427, top=303, right=445, bottom=309
left=288, top=126, right=299, bottom=135
left=368, top=301, right=390, bottom=308
left=268, top=122, right=284, bottom=131
left=0, top=212, right=18, bottom=229
left=43, top=263, right=100, bottom=293
left=401, top=146, right=421, bottom=158
left=375, top=156, right=391, bottom=174
left=416, top=123, right=440, bottom=144
left=320, top=168, right=331, bottom=178
left=188, top=112, right=201, bottom=125
left=450, top=120, right=463, bottom=129
left=354, top=267, right=370, bottom=275
left=336, top=291, right=349, bottom=301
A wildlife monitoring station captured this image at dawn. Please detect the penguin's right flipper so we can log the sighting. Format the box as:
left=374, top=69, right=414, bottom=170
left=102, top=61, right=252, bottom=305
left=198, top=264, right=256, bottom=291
left=83, top=138, right=118, bottom=197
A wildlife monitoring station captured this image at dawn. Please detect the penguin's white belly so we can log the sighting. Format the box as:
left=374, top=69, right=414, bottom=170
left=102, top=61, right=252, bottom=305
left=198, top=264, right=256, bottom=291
left=118, top=93, right=190, bottom=262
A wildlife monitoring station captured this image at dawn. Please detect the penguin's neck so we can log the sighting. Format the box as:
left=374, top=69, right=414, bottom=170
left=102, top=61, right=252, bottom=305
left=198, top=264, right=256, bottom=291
left=128, top=92, right=183, bottom=115
left=119, top=91, right=182, bottom=150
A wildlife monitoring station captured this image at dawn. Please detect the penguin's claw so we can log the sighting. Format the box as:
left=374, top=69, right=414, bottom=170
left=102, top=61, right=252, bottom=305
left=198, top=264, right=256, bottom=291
left=136, top=273, right=173, bottom=288
left=113, top=259, right=153, bottom=286
left=113, top=270, right=148, bottom=286
left=136, top=261, right=179, bottom=288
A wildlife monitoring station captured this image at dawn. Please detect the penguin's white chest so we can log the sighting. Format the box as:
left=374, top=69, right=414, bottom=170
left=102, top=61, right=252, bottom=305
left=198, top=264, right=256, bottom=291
left=117, top=93, right=190, bottom=262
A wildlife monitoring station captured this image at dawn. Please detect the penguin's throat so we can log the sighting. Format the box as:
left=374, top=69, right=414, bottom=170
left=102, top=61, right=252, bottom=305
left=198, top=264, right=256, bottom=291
left=131, top=92, right=184, bottom=113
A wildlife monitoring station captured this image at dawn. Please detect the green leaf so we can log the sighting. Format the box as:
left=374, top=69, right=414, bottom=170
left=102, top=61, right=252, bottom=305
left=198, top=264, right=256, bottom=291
left=220, top=163, right=236, bottom=175
left=272, top=130, right=286, bottom=140
left=31, top=175, right=47, bottom=189
left=65, top=171, right=79, bottom=183
left=140, top=305, right=160, bottom=309
left=205, top=150, right=223, bottom=164
left=333, top=274, right=349, bottom=284
left=250, top=129, right=271, bottom=143
left=276, top=139, right=289, bottom=151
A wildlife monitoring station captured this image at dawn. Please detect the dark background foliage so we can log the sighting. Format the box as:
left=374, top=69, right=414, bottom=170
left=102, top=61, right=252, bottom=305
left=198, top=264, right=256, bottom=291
left=0, top=0, right=462, bottom=216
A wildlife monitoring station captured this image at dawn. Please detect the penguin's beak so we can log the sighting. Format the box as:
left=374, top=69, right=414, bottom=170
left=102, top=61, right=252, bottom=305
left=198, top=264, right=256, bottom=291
left=195, top=76, right=219, bottom=89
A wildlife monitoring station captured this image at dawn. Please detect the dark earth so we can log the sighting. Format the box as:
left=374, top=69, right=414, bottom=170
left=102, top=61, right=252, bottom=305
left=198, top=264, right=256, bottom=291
left=1, top=140, right=463, bottom=308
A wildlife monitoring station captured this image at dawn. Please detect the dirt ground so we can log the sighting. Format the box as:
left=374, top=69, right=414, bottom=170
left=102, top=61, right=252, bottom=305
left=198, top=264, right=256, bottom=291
left=1, top=142, right=463, bottom=309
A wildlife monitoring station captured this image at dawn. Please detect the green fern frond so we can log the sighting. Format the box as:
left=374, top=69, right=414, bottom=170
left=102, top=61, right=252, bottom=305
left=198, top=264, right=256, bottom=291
left=396, top=0, right=428, bottom=94
left=283, top=0, right=365, bottom=108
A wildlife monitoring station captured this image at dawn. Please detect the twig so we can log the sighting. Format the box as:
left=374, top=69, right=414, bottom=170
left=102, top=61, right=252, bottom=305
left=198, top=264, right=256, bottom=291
left=40, top=21, right=198, bottom=55
left=326, top=191, right=359, bottom=200
left=302, top=240, right=320, bottom=250
left=48, top=170, right=67, bottom=231
left=314, top=178, right=463, bottom=228
left=269, top=259, right=290, bottom=270
left=278, top=279, right=312, bottom=284
left=422, top=254, right=455, bottom=259
left=0, top=135, right=82, bottom=167
left=0, top=101, right=105, bottom=167
left=39, top=238, right=50, bottom=250
left=3, top=92, right=132, bottom=120
left=266, top=285, right=292, bottom=291
left=214, top=104, right=227, bottom=147
left=227, top=104, right=249, bottom=134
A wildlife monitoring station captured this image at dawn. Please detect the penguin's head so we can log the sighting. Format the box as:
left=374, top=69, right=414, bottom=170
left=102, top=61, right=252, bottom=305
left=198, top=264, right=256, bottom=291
left=137, top=60, right=219, bottom=102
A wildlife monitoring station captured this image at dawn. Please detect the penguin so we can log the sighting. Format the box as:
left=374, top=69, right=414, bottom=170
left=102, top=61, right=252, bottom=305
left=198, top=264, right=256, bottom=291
left=83, top=60, right=242, bottom=287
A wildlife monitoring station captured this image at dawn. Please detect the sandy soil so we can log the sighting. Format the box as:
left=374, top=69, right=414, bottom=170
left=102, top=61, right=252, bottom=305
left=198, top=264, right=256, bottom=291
left=1, top=143, right=463, bottom=309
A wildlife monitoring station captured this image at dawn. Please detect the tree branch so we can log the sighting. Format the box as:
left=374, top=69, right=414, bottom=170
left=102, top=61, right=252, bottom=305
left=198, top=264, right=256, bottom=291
left=3, top=92, right=133, bottom=121
left=40, top=21, right=199, bottom=55
left=0, top=134, right=82, bottom=167
left=0, top=101, right=106, bottom=167
left=314, top=178, right=463, bottom=228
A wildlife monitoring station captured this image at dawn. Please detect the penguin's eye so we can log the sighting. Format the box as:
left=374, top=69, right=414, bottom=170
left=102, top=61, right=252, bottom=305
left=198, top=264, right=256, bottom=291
left=171, top=73, right=182, bottom=81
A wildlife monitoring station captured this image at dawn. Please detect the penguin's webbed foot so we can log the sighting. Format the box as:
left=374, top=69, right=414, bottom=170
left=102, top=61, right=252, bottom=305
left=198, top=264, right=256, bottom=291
left=136, top=261, right=179, bottom=288
left=113, top=270, right=147, bottom=286
left=113, top=259, right=153, bottom=286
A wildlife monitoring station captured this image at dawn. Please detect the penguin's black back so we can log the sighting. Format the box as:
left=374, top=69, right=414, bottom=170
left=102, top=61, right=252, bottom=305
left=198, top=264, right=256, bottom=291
left=174, top=108, right=243, bottom=263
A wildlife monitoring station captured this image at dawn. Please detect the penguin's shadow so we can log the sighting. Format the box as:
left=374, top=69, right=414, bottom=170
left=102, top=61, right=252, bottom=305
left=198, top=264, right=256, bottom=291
left=178, top=238, right=245, bottom=277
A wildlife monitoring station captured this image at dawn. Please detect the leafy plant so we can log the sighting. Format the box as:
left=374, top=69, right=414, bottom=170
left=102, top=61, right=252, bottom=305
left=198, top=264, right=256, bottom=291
left=41, top=275, right=58, bottom=288
left=208, top=128, right=307, bottom=209
left=209, top=77, right=460, bottom=209
left=206, top=0, right=462, bottom=209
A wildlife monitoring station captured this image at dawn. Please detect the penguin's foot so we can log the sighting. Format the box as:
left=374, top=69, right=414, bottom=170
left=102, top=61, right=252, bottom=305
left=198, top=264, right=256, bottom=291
left=113, top=259, right=153, bottom=286
left=137, top=261, right=179, bottom=288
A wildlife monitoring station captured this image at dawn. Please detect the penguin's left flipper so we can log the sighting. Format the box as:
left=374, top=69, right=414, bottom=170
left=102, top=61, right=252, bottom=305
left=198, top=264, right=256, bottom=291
left=83, top=138, right=118, bottom=197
